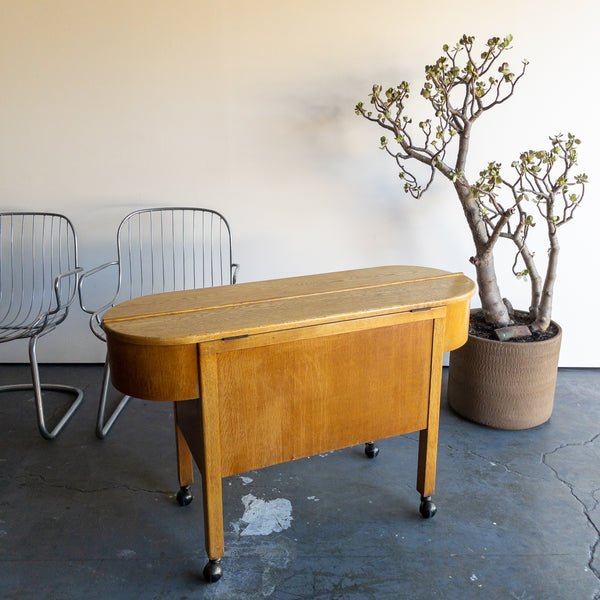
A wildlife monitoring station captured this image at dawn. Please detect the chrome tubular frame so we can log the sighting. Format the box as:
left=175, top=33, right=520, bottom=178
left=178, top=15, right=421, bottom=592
left=79, top=207, right=238, bottom=438
left=0, top=212, right=84, bottom=439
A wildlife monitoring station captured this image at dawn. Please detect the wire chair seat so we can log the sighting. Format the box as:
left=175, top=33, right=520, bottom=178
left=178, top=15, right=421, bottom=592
left=0, top=300, right=72, bottom=342
left=1, top=323, right=49, bottom=341
left=79, top=207, right=238, bottom=438
left=0, top=212, right=84, bottom=439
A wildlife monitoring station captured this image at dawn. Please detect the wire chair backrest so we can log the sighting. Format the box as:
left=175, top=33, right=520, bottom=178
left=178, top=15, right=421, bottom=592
left=0, top=212, right=79, bottom=341
left=113, top=208, right=235, bottom=304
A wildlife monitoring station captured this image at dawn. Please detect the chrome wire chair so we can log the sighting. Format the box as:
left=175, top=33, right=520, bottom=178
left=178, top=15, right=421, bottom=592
left=0, top=212, right=84, bottom=439
left=79, top=207, right=239, bottom=439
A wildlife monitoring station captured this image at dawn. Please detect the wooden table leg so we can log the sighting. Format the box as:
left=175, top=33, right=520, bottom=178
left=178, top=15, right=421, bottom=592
left=174, top=402, right=194, bottom=506
left=417, top=426, right=438, bottom=517
left=199, top=462, right=225, bottom=582
left=173, top=396, right=225, bottom=581
left=198, top=348, right=225, bottom=582
left=416, top=316, right=445, bottom=519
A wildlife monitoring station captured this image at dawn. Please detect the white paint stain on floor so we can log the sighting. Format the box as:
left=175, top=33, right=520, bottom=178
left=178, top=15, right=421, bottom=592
left=232, top=493, right=293, bottom=536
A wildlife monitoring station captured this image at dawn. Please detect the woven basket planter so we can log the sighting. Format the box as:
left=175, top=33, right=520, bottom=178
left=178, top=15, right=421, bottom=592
left=447, top=316, right=562, bottom=430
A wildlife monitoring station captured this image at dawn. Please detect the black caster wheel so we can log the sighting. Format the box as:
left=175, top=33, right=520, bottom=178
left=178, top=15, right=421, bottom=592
left=364, top=441, right=379, bottom=459
left=203, top=559, right=223, bottom=583
left=419, top=495, right=437, bottom=519
left=176, top=485, right=193, bottom=506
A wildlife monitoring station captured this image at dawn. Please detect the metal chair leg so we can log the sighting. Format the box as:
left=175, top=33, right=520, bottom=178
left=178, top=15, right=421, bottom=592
left=30, top=336, right=84, bottom=440
left=96, top=358, right=130, bottom=439
left=0, top=336, right=84, bottom=440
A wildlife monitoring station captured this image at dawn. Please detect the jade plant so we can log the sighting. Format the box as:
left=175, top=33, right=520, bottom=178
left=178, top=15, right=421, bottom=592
left=356, top=34, right=587, bottom=333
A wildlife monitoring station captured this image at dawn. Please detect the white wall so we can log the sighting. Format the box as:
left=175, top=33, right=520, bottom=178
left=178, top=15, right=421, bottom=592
left=1, top=0, right=598, bottom=366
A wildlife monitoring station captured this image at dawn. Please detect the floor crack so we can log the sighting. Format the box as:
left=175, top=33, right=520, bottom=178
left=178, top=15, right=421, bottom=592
left=13, top=472, right=174, bottom=497
left=542, top=432, right=600, bottom=599
left=446, top=444, right=528, bottom=478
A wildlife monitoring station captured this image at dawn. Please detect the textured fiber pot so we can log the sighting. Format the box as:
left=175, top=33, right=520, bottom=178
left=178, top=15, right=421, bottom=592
left=447, top=316, right=562, bottom=430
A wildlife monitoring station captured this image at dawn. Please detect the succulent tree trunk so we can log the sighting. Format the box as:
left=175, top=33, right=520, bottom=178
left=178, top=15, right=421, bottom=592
left=472, top=254, right=511, bottom=327
left=532, top=222, right=560, bottom=332
left=507, top=226, right=543, bottom=322
left=455, top=180, right=511, bottom=328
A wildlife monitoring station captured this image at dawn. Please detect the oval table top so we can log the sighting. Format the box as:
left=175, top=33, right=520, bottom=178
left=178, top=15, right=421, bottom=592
left=102, top=265, right=476, bottom=349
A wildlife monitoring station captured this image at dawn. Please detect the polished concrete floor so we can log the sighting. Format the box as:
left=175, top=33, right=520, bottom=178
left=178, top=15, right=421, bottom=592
left=0, top=364, right=599, bottom=600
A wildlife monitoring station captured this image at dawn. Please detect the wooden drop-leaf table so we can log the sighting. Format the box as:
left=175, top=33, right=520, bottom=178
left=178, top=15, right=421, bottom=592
left=102, top=265, right=475, bottom=582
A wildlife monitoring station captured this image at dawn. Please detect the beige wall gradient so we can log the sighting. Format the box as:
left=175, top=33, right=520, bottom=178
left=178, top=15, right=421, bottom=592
left=0, top=0, right=598, bottom=366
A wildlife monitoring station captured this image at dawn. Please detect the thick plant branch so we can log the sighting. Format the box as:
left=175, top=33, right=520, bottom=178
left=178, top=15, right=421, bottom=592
left=485, top=208, right=514, bottom=255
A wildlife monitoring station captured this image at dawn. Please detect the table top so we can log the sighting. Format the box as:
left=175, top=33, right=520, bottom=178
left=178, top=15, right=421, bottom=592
left=102, top=265, right=475, bottom=347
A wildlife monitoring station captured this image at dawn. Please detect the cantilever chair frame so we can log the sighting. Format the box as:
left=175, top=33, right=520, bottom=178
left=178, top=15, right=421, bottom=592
left=79, top=207, right=239, bottom=439
left=0, top=211, right=84, bottom=440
